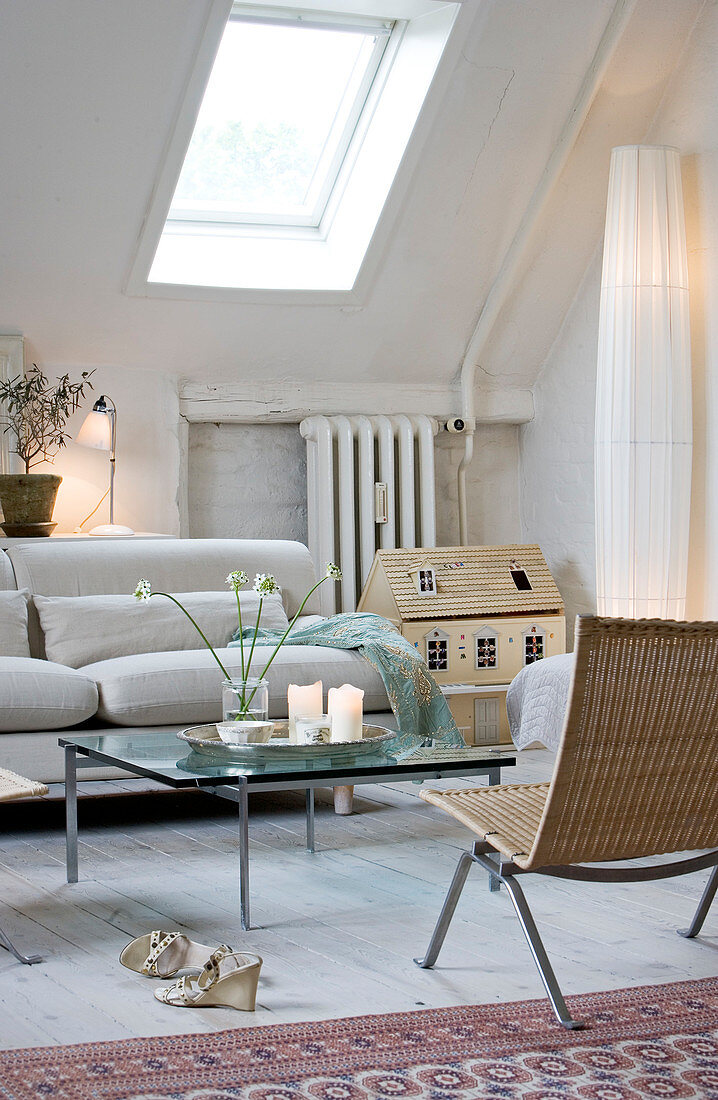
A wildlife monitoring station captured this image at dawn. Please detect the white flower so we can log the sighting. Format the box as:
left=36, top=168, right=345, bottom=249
left=253, top=572, right=280, bottom=596
left=326, top=562, right=342, bottom=580
left=226, top=570, right=248, bottom=592
left=134, top=578, right=152, bottom=602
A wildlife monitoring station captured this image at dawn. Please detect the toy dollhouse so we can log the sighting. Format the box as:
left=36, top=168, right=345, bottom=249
left=357, top=544, right=566, bottom=745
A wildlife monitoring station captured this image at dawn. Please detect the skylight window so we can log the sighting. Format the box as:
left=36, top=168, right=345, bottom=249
left=170, top=8, right=392, bottom=228
left=130, top=0, right=462, bottom=296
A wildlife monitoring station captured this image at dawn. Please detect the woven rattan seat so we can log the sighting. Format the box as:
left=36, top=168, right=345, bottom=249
left=0, top=768, right=48, bottom=803
left=415, top=616, right=718, bottom=1029
left=421, top=783, right=548, bottom=865
left=0, top=768, right=48, bottom=965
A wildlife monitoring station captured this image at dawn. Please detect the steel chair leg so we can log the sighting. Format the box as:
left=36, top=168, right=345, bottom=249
left=0, top=922, right=42, bottom=965
left=500, top=873, right=584, bottom=1030
left=678, top=864, right=718, bottom=939
left=414, top=850, right=475, bottom=968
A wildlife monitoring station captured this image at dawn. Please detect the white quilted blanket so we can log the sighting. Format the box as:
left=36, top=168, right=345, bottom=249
left=506, top=652, right=575, bottom=751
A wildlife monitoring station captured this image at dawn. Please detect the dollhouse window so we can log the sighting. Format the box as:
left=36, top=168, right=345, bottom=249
left=523, top=626, right=545, bottom=665
left=413, top=567, right=437, bottom=595
left=509, top=560, right=532, bottom=591
left=425, top=628, right=449, bottom=671
left=474, top=629, right=498, bottom=670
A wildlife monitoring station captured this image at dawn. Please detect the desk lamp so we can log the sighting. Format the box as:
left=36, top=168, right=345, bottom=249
left=76, top=395, right=134, bottom=536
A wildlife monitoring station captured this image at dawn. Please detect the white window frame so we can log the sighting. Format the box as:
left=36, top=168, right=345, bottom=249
left=473, top=627, right=498, bottom=671
left=169, top=6, right=394, bottom=230
left=125, top=0, right=465, bottom=300
left=425, top=626, right=450, bottom=672
left=522, top=625, right=546, bottom=666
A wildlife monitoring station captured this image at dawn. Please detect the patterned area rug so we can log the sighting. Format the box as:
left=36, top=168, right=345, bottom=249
left=1, top=977, right=717, bottom=1099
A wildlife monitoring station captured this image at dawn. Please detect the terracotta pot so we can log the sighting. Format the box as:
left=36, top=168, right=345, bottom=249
left=0, top=473, right=62, bottom=536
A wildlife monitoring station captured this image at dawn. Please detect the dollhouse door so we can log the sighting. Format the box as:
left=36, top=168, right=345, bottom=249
left=474, top=698, right=500, bottom=744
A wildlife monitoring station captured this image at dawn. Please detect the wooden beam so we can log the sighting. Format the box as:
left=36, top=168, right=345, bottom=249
left=179, top=382, right=533, bottom=424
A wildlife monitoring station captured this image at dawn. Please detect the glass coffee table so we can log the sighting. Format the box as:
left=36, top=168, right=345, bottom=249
left=59, top=729, right=516, bottom=929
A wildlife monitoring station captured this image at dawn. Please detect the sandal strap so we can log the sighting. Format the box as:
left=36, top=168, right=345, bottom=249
left=201, top=944, right=234, bottom=987
left=159, top=974, right=200, bottom=1005
left=142, top=930, right=181, bottom=976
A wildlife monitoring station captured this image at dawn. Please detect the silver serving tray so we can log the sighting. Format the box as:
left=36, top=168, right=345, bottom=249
left=177, top=721, right=395, bottom=763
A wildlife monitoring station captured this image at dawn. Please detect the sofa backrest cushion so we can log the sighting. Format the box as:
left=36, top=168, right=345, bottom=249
left=34, top=590, right=289, bottom=669
left=0, top=590, right=31, bottom=658
left=7, top=538, right=318, bottom=657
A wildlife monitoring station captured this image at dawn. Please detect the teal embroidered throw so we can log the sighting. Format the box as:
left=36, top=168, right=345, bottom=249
left=229, top=612, right=462, bottom=756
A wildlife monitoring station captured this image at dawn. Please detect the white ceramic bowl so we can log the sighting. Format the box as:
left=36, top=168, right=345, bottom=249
left=216, top=721, right=274, bottom=745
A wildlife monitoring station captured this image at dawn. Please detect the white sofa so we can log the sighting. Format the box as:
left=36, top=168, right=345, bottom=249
left=0, top=538, right=392, bottom=783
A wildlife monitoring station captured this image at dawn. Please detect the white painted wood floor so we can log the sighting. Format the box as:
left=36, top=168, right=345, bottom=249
left=0, top=746, right=716, bottom=1050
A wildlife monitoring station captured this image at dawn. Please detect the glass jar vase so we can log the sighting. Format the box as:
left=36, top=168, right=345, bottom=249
left=222, top=677, right=269, bottom=724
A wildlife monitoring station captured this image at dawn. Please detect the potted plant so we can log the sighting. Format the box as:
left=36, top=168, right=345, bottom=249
left=135, top=564, right=341, bottom=741
left=0, top=364, right=94, bottom=536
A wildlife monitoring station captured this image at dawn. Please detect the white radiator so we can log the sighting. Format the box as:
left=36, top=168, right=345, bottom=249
left=300, top=415, right=439, bottom=614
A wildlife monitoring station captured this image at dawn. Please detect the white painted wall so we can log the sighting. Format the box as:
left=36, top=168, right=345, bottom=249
left=435, top=428, right=521, bottom=547
left=0, top=0, right=618, bottom=402
left=188, top=422, right=521, bottom=564
left=519, top=255, right=601, bottom=634
left=188, top=423, right=307, bottom=542
left=0, top=361, right=181, bottom=536
left=520, top=0, right=718, bottom=628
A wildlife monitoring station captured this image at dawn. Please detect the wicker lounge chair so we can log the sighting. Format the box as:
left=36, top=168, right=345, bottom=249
left=0, top=767, right=48, bottom=964
left=416, top=616, right=718, bottom=1029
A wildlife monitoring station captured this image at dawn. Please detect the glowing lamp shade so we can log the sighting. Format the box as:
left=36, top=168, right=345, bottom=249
left=75, top=409, right=112, bottom=451
left=595, top=146, right=692, bottom=619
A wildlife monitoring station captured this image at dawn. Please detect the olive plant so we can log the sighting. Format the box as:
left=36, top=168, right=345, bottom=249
left=0, top=365, right=94, bottom=474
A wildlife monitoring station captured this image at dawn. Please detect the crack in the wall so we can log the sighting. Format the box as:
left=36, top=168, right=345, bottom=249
left=459, top=68, right=516, bottom=213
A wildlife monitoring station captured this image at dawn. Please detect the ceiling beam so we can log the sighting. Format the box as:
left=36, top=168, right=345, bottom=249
left=179, top=381, right=533, bottom=424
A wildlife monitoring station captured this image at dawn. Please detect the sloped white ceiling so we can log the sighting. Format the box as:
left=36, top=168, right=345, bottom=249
left=0, top=0, right=702, bottom=404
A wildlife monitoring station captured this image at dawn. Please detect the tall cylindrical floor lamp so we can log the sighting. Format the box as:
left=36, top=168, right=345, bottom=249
left=595, top=145, right=692, bottom=619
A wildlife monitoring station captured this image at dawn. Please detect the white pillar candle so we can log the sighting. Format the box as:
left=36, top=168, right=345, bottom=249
left=328, top=684, right=364, bottom=742
left=287, top=681, right=323, bottom=743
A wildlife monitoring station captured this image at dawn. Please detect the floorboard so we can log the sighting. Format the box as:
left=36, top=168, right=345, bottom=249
left=0, top=747, right=716, bottom=1049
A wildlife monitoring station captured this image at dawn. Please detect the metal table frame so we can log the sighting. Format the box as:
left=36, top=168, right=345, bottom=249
left=62, top=740, right=514, bottom=930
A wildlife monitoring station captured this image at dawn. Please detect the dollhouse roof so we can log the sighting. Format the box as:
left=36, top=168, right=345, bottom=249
left=358, top=544, right=564, bottom=620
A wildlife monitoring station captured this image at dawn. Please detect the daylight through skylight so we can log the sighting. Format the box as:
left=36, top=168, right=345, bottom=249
left=134, top=1, right=461, bottom=294
left=169, top=7, right=393, bottom=228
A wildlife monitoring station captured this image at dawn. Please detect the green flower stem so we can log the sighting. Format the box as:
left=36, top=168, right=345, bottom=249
left=150, top=592, right=232, bottom=681
left=255, top=574, right=330, bottom=686
left=235, top=589, right=246, bottom=682
left=241, top=574, right=332, bottom=715
left=240, top=596, right=265, bottom=713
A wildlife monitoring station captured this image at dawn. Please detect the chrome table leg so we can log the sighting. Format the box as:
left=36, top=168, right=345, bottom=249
left=306, top=788, right=315, bottom=853
left=238, top=779, right=250, bottom=931
left=65, top=745, right=78, bottom=884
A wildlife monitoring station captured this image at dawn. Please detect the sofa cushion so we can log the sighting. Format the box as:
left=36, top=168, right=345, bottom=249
left=34, top=591, right=288, bottom=669
left=0, top=590, right=31, bottom=658
left=7, top=538, right=320, bottom=617
left=0, top=657, right=98, bottom=732
left=80, top=645, right=390, bottom=726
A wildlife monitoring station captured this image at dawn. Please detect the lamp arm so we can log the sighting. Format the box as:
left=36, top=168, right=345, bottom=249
left=104, top=396, right=117, bottom=527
